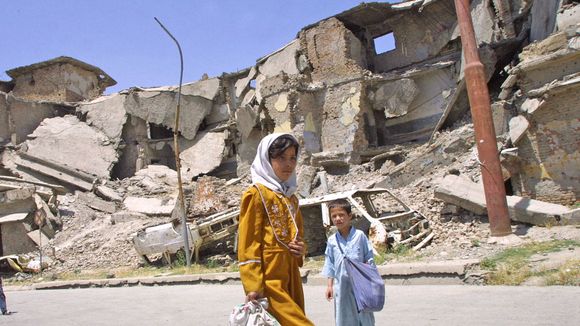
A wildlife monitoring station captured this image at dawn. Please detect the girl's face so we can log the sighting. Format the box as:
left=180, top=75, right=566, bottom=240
left=270, top=146, right=297, bottom=182
left=330, top=207, right=352, bottom=234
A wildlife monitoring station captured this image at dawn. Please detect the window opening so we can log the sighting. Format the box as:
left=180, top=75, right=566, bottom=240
left=374, top=32, right=396, bottom=54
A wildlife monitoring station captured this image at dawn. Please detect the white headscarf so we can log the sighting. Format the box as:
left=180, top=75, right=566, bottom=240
left=251, top=133, right=298, bottom=197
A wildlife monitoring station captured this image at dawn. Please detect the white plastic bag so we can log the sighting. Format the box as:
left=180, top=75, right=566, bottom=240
left=228, top=298, right=280, bottom=326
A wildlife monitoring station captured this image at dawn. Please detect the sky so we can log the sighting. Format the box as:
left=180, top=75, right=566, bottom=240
left=1, top=1, right=397, bottom=94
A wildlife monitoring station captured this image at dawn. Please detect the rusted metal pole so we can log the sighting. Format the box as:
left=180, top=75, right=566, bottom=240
left=454, top=0, right=512, bottom=236
left=154, top=17, right=192, bottom=266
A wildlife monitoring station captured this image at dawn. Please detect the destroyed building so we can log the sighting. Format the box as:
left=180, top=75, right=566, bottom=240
left=0, top=0, right=579, bottom=271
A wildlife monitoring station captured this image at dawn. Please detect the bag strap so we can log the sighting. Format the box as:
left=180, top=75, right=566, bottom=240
left=335, top=233, right=346, bottom=257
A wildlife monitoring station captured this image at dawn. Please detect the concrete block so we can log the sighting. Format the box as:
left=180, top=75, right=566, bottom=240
left=506, top=196, right=571, bottom=226
left=234, top=66, right=257, bottom=98
left=125, top=88, right=212, bottom=140
left=434, top=175, right=487, bottom=215
left=96, top=185, right=123, bottom=203
left=23, top=115, right=118, bottom=179
left=181, top=77, right=221, bottom=101
left=520, top=98, right=543, bottom=115
left=491, top=102, right=511, bottom=136
left=435, top=175, right=577, bottom=226
left=509, top=115, right=530, bottom=144
left=111, top=211, right=147, bottom=224
left=206, top=103, right=230, bottom=125
left=77, top=93, right=127, bottom=141
left=179, top=131, right=226, bottom=179
left=371, top=78, right=419, bottom=118
left=77, top=192, right=116, bottom=214
left=123, top=196, right=176, bottom=216
left=561, top=208, right=580, bottom=225
left=557, top=5, right=580, bottom=34
left=257, top=39, right=301, bottom=77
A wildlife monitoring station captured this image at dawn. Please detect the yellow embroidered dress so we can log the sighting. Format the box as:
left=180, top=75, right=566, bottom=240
left=237, top=183, right=313, bottom=326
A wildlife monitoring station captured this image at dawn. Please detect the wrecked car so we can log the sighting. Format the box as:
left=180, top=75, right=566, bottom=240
left=300, top=188, right=433, bottom=255
left=132, top=187, right=432, bottom=262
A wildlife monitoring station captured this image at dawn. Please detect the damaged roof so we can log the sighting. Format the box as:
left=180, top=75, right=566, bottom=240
left=6, top=56, right=117, bottom=88
left=302, top=0, right=439, bottom=36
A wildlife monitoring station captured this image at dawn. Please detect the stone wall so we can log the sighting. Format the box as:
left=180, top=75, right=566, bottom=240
left=10, top=63, right=104, bottom=102
left=512, top=87, right=580, bottom=205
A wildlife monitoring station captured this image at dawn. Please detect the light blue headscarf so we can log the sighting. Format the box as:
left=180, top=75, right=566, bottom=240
left=250, top=133, right=298, bottom=197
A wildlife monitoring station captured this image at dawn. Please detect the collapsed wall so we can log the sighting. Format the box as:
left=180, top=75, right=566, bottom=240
left=1, top=0, right=579, bottom=266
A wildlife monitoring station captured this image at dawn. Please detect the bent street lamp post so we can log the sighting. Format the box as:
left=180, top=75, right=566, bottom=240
left=154, top=17, right=192, bottom=266
left=454, top=0, right=512, bottom=236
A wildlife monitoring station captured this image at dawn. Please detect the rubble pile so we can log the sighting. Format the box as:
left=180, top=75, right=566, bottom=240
left=1, top=0, right=579, bottom=274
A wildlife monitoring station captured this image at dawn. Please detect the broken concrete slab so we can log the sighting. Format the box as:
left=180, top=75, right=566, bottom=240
left=434, top=174, right=488, bottom=215
left=562, top=208, right=580, bottom=225
left=27, top=229, right=50, bottom=247
left=491, top=101, right=511, bottom=136
left=95, top=185, right=123, bottom=203
left=77, top=93, right=127, bottom=141
left=134, top=165, right=179, bottom=188
left=508, top=115, right=529, bottom=144
left=124, top=88, right=213, bottom=140
left=520, top=98, right=543, bottom=115
left=235, top=66, right=257, bottom=98
left=77, top=192, right=116, bottom=214
left=5, top=94, right=67, bottom=145
left=371, top=78, right=419, bottom=118
left=111, top=211, right=148, bottom=224
left=557, top=5, right=580, bottom=32
left=12, top=152, right=96, bottom=191
left=181, top=77, right=221, bottom=101
left=435, top=174, right=579, bottom=226
left=507, top=196, right=574, bottom=226
left=123, top=196, right=176, bottom=216
left=204, top=102, right=230, bottom=125
left=514, top=30, right=580, bottom=93
left=179, top=131, right=227, bottom=179
left=257, top=39, right=301, bottom=77
left=22, top=115, right=118, bottom=179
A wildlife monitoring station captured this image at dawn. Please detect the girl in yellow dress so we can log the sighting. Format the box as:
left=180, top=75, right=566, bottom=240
left=237, top=133, right=314, bottom=325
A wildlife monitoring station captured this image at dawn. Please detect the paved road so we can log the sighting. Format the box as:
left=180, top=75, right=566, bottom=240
left=4, top=285, right=579, bottom=325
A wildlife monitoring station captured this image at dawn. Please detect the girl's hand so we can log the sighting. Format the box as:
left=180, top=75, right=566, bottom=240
left=325, top=286, right=333, bottom=301
left=288, top=239, right=305, bottom=258
left=245, top=291, right=263, bottom=303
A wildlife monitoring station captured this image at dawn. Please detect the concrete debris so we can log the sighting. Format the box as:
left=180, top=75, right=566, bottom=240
left=1, top=0, right=579, bottom=275
left=124, top=86, right=212, bottom=140
left=434, top=175, right=579, bottom=226
left=95, top=185, right=123, bottom=203
left=508, top=115, right=529, bottom=144
left=77, top=93, right=127, bottom=141
left=371, top=78, right=419, bottom=118
left=179, top=131, right=227, bottom=180
left=19, top=115, right=118, bottom=180
left=0, top=178, right=61, bottom=257
left=77, top=192, right=116, bottom=214
left=506, top=25, right=580, bottom=205
left=123, top=196, right=176, bottom=216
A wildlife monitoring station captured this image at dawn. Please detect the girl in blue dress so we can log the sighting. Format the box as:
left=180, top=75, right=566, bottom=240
left=322, top=198, right=375, bottom=325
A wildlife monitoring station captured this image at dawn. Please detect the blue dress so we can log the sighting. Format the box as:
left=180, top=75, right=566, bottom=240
left=322, top=227, right=375, bottom=326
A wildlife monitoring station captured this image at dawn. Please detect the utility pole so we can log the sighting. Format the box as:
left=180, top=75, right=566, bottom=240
left=154, top=17, right=192, bottom=266
left=454, top=0, right=512, bottom=236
